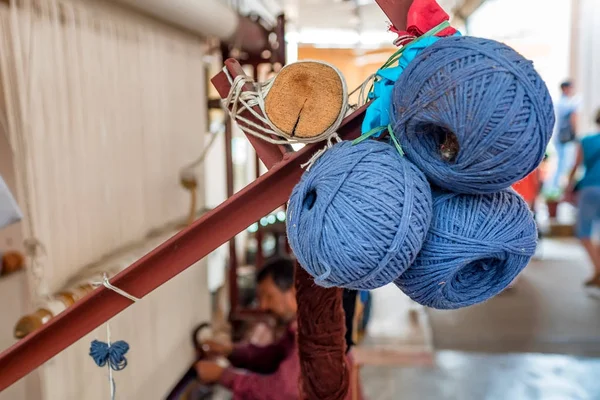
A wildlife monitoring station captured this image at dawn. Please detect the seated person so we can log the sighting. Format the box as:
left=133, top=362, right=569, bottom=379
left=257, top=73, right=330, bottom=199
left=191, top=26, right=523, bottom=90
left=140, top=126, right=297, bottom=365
left=195, top=256, right=362, bottom=400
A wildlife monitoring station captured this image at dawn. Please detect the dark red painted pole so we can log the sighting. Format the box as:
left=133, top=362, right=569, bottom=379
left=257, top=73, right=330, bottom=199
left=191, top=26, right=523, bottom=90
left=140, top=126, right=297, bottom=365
left=224, top=117, right=240, bottom=321
left=375, top=0, right=413, bottom=31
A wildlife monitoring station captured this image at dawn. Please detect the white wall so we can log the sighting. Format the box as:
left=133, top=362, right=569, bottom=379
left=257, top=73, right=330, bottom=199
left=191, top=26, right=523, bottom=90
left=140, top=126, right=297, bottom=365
left=0, top=0, right=213, bottom=397
left=575, top=0, right=600, bottom=133
left=469, top=0, right=572, bottom=107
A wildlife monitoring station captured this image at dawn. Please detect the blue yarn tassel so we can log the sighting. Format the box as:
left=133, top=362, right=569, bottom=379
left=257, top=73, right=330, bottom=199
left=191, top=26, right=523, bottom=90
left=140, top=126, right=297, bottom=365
left=287, top=140, right=432, bottom=290
left=395, top=189, right=537, bottom=309
left=90, top=340, right=130, bottom=371
left=391, top=35, right=554, bottom=194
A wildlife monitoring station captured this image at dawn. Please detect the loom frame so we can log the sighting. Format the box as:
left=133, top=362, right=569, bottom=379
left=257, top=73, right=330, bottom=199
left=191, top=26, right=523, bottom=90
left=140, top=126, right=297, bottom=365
left=0, top=0, right=411, bottom=390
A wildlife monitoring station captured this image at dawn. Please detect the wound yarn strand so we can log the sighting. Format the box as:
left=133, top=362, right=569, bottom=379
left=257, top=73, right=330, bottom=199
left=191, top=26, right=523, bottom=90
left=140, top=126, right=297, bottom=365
left=99, top=274, right=140, bottom=302
left=348, top=72, right=376, bottom=109
left=89, top=273, right=138, bottom=400
left=287, top=140, right=432, bottom=290
left=295, top=264, right=349, bottom=400
left=395, top=189, right=538, bottom=309
left=391, top=36, right=554, bottom=194
left=300, top=132, right=342, bottom=171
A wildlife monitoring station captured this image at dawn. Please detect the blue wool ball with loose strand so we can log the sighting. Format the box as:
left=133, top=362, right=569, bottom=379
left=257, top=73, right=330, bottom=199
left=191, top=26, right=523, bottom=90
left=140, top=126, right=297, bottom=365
left=395, top=189, right=537, bottom=309
left=287, top=140, right=433, bottom=290
left=391, top=35, right=554, bottom=194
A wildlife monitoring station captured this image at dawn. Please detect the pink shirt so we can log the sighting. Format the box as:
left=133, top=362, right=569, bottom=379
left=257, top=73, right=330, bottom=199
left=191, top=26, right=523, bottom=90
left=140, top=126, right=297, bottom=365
left=219, top=324, right=362, bottom=400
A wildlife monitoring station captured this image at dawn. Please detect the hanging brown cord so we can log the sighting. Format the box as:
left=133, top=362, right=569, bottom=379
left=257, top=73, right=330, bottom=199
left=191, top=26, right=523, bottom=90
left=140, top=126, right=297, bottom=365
left=295, top=263, right=350, bottom=400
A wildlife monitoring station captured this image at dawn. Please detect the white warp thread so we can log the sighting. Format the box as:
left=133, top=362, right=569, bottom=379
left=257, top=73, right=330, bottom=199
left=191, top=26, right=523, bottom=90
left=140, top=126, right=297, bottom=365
left=92, top=273, right=140, bottom=400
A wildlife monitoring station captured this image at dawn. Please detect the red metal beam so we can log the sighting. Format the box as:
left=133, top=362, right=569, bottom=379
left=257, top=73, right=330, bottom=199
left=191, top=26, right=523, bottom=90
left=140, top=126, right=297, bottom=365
left=224, top=117, right=240, bottom=321
left=375, top=0, right=411, bottom=31
left=212, top=59, right=289, bottom=169
left=224, top=18, right=286, bottom=320
left=0, top=67, right=365, bottom=392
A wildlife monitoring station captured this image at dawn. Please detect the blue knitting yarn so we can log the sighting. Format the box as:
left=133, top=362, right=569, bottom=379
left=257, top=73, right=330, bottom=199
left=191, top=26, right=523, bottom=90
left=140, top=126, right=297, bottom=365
left=395, top=189, right=537, bottom=309
left=287, top=140, right=432, bottom=290
left=90, top=340, right=130, bottom=371
left=391, top=36, right=554, bottom=194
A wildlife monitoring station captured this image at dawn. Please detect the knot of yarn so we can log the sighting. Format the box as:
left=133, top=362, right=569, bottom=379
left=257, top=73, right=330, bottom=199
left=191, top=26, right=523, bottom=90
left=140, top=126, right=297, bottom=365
left=391, top=35, right=555, bottom=194
left=287, top=140, right=432, bottom=290
left=395, top=189, right=537, bottom=309
left=89, top=340, right=130, bottom=371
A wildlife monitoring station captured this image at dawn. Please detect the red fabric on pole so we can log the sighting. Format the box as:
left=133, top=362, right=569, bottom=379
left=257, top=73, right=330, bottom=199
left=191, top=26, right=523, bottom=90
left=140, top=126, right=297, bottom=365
left=389, top=0, right=457, bottom=40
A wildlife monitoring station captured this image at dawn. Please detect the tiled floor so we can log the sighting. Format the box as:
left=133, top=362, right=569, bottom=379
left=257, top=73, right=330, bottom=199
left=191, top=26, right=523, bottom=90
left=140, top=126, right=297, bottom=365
left=359, top=238, right=600, bottom=399
left=361, top=351, right=600, bottom=400
left=428, top=239, right=600, bottom=357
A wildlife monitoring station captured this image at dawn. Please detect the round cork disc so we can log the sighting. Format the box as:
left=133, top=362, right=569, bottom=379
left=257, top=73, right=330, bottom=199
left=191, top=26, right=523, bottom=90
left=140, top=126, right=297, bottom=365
left=264, top=61, right=345, bottom=139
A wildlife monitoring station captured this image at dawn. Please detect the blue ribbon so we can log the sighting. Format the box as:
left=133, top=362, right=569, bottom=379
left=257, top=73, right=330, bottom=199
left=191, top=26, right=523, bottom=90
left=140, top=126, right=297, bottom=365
left=361, top=21, right=461, bottom=138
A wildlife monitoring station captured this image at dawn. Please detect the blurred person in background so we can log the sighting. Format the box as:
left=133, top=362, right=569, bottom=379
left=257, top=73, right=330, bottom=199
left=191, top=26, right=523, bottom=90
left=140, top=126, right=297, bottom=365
left=548, top=81, right=579, bottom=195
left=194, top=256, right=362, bottom=399
left=565, top=108, right=600, bottom=294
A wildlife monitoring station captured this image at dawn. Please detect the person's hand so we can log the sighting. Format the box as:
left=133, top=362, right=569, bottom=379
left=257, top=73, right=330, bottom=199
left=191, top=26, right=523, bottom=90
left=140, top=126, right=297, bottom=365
left=195, top=360, right=225, bottom=384
left=200, top=340, right=233, bottom=358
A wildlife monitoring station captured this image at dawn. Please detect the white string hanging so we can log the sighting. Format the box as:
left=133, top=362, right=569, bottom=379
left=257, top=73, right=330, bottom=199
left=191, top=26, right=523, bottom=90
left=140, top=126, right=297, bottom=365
left=89, top=273, right=140, bottom=400
left=300, top=132, right=342, bottom=171
left=348, top=72, right=376, bottom=110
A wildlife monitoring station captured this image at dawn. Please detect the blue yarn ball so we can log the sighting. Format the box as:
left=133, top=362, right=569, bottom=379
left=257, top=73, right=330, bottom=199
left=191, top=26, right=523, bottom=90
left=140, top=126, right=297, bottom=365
left=287, top=140, right=432, bottom=290
left=391, top=36, right=554, bottom=194
left=394, top=189, right=537, bottom=309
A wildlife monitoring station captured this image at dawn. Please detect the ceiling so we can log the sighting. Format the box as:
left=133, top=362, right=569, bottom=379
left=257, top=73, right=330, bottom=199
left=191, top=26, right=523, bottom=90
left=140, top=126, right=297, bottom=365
left=279, top=0, right=460, bottom=30
left=230, top=0, right=483, bottom=47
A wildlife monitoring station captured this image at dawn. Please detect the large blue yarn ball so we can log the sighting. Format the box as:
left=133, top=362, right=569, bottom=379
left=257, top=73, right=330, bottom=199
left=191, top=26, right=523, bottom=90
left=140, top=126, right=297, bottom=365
left=391, top=36, right=554, bottom=194
left=287, top=140, right=432, bottom=290
left=394, top=189, right=537, bottom=309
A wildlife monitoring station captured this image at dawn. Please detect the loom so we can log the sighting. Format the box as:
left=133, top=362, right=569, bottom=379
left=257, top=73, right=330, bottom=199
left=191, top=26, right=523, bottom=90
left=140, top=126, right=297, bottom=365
left=0, top=0, right=418, bottom=398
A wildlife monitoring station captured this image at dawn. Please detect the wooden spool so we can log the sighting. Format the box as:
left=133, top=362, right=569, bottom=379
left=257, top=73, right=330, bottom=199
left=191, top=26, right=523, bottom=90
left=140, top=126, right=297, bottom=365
left=264, top=61, right=346, bottom=139
left=1, top=251, right=25, bottom=275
